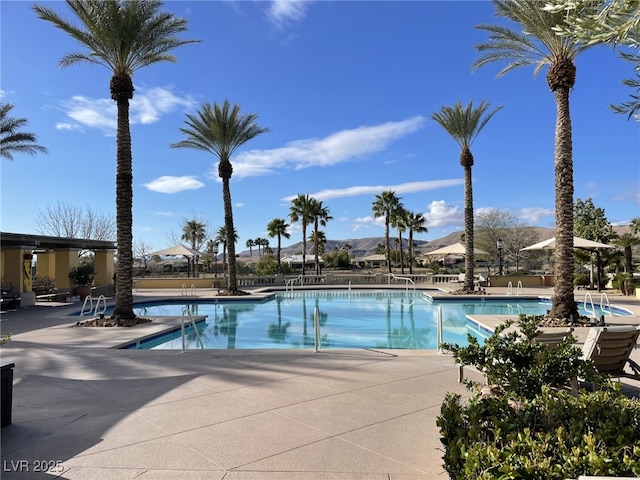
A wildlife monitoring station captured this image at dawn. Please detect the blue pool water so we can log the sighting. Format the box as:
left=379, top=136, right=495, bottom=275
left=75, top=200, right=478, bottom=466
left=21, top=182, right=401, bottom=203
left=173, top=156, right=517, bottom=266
left=120, top=290, right=632, bottom=351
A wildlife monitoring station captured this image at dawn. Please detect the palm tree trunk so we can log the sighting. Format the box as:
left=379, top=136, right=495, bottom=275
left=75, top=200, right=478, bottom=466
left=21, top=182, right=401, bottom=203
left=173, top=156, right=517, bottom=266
left=314, top=219, right=320, bottom=275
left=301, top=224, right=307, bottom=276
left=463, top=162, right=475, bottom=292
left=548, top=86, right=578, bottom=319
left=408, top=231, right=414, bottom=275
left=112, top=79, right=135, bottom=320
left=385, top=217, right=392, bottom=274
left=398, top=232, right=404, bottom=274
left=222, top=175, right=237, bottom=293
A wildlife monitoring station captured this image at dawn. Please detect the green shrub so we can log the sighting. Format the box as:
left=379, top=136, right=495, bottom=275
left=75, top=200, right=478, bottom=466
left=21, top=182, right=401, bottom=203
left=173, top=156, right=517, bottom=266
left=438, top=315, right=639, bottom=478
left=442, top=315, right=603, bottom=398
left=438, top=387, right=640, bottom=479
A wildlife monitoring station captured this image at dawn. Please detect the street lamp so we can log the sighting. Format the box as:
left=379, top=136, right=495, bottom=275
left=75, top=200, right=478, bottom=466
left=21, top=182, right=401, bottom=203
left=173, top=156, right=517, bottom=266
left=213, top=242, right=219, bottom=277
left=497, top=238, right=504, bottom=276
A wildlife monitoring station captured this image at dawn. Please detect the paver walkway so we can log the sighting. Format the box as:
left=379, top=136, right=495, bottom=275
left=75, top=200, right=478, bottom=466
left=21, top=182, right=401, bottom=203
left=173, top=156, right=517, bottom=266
left=0, top=286, right=638, bottom=479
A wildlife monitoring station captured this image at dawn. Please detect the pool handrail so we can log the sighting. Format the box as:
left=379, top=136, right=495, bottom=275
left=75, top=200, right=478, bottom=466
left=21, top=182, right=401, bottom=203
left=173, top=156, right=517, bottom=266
left=386, top=273, right=416, bottom=292
left=314, top=306, right=321, bottom=352
left=583, top=293, right=596, bottom=317
left=180, top=306, right=204, bottom=352
left=600, top=292, right=612, bottom=317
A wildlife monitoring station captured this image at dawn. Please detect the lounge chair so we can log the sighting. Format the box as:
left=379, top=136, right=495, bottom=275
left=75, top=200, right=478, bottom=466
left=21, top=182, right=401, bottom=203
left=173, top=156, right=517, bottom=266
left=457, top=327, right=574, bottom=382
left=581, top=325, right=640, bottom=383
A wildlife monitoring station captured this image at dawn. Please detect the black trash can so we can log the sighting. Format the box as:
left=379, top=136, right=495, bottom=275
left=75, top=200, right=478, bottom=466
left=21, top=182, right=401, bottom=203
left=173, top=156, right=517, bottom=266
left=1, top=363, right=15, bottom=427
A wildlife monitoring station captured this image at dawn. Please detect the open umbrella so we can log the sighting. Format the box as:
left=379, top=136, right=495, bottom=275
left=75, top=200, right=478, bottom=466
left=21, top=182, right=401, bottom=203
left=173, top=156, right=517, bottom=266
left=520, top=236, right=614, bottom=287
left=151, top=244, right=202, bottom=257
left=520, top=236, right=614, bottom=252
left=424, top=242, right=489, bottom=257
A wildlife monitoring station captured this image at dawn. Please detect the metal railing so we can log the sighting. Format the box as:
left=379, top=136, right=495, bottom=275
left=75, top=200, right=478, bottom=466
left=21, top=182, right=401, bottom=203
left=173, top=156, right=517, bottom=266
left=180, top=306, right=204, bottom=353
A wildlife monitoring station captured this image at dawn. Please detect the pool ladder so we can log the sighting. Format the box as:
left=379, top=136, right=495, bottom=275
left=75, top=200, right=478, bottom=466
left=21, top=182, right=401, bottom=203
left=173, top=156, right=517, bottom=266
left=180, top=306, right=204, bottom=353
left=583, top=292, right=612, bottom=318
left=181, top=284, right=196, bottom=296
left=506, top=281, right=523, bottom=296
left=80, top=294, right=107, bottom=317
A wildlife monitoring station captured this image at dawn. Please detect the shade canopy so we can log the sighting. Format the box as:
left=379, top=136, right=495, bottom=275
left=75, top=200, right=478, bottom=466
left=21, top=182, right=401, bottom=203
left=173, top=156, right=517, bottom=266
left=424, top=242, right=489, bottom=257
left=151, top=244, right=202, bottom=257
left=520, top=236, right=614, bottom=252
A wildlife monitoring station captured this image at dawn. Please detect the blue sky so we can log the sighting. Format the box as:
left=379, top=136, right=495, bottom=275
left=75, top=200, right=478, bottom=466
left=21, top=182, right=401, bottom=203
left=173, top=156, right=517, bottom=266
left=2, top=0, right=639, bottom=254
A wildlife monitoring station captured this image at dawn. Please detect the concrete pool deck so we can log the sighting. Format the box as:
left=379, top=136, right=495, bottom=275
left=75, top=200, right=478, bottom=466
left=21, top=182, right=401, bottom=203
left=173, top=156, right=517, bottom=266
left=0, top=285, right=638, bottom=479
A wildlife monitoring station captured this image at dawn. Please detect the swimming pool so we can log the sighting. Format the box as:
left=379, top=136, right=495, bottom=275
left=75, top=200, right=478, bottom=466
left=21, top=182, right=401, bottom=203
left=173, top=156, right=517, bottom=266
left=120, top=290, right=632, bottom=351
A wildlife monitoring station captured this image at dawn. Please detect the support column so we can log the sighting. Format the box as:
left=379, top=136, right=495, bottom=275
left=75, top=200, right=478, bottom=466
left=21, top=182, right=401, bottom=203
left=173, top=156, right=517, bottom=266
left=2, top=249, right=23, bottom=294
left=93, top=250, right=114, bottom=287
left=54, top=249, right=79, bottom=290
left=35, top=252, right=56, bottom=280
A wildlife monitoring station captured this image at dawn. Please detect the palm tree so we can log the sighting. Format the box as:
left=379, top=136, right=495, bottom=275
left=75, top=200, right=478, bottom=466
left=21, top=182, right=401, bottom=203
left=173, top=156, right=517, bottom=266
left=34, top=0, right=197, bottom=319
left=245, top=238, right=255, bottom=257
left=289, top=194, right=315, bottom=275
left=267, top=218, right=290, bottom=271
left=614, top=233, right=640, bottom=275
left=432, top=100, right=502, bottom=293
left=473, top=0, right=596, bottom=318
left=372, top=191, right=402, bottom=274
left=215, top=225, right=238, bottom=276
left=309, top=198, right=332, bottom=275
left=404, top=211, right=428, bottom=274
left=171, top=100, right=268, bottom=294
left=181, top=219, right=206, bottom=277
left=391, top=207, right=408, bottom=274
left=1, top=103, right=48, bottom=160
left=630, top=217, right=640, bottom=236
left=308, top=230, right=328, bottom=272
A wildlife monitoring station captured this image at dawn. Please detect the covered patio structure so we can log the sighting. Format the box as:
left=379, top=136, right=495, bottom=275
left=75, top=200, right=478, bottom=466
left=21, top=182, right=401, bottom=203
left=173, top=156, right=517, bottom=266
left=0, top=232, right=116, bottom=307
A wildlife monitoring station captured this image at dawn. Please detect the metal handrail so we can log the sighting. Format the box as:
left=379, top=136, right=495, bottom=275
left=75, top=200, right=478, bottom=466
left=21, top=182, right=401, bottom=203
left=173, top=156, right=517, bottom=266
left=313, top=306, right=321, bottom=352
left=180, top=306, right=204, bottom=353
left=600, top=292, right=612, bottom=317
left=80, top=295, right=94, bottom=316
left=583, top=293, right=596, bottom=317
left=386, top=273, right=416, bottom=292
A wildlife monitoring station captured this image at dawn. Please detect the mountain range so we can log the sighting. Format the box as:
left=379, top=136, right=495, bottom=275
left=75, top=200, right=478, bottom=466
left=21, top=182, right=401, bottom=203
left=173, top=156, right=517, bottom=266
left=238, top=225, right=632, bottom=259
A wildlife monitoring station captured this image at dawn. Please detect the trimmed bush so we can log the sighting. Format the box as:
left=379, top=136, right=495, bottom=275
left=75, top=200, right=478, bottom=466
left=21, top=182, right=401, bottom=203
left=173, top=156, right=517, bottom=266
left=438, top=315, right=639, bottom=478
left=438, top=387, right=640, bottom=479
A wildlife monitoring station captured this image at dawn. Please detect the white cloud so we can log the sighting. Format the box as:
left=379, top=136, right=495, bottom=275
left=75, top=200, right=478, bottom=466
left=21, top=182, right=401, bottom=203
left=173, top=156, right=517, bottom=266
left=143, top=176, right=205, bottom=194
left=282, top=179, right=462, bottom=203
left=55, top=122, right=83, bottom=132
left=233, top=116, right=425, bottom=179
left=267, top=0, right=312, bottom=26
left=59, top=86, right=196, bottom=133
left=425, top=200, right=463, bottom=228
left=516, top=207, right=554, bottom=224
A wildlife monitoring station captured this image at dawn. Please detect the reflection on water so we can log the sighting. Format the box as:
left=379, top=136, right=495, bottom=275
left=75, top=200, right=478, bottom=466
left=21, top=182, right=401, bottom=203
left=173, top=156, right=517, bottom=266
left=132, top=290, right=504, bottom=350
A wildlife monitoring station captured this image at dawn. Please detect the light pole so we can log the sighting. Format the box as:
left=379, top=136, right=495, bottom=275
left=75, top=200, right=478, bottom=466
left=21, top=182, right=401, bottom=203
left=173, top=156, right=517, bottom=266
left=497, top=238, right=504, bottom=276
left=213, top=242, right=219, bottom=277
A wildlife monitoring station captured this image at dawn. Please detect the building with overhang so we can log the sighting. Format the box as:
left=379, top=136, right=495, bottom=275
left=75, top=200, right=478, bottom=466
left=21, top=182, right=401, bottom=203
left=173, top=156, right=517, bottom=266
left=0, top=232, right=116, bottom=307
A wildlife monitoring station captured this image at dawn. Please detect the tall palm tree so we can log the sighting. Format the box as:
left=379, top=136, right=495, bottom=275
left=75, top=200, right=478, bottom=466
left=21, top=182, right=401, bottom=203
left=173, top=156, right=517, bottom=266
left=181, top=219, right=206, bottom=277
left=372, top=191, right=402, bottom=274
left=267, top=218, right=290, bottom=271
left=391, top=207, right=408, bottom=274
left=432, top=100, right=502, bottom=293
left=309, top=198, right=332, bottom=275
left=245, top=238, right=255, bottom=257
left=289, top=194, right=315, bottom=275
left=473, top=0, right=596, bottom=318
left=34, top=0, right=197, bottom=319
left=0, top=103, right=48, bottom=160
left=215, top=225, right=238, bottom=276
left=308, top=230, right=328, bottom=272
left=404, top=210, right=428, bottom=274
left=171, top=100, right=268, bottom=294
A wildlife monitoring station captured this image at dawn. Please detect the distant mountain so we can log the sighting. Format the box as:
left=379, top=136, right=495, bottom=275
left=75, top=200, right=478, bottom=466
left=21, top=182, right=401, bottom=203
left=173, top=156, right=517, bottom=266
left=238, top=237, right=429, bottom=259
left=237, top=226, right=630, bottom=259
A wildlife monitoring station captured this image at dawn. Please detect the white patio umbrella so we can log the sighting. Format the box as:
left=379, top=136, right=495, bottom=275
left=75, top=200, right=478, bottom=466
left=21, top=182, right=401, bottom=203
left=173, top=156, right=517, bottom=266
left=520, top=236, right=614, bottom=286
left=424, top=242, right=489, bottom=257
left=520, top=236, right=614, bottom=252
left=151, top=244, right=203, bottom=257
